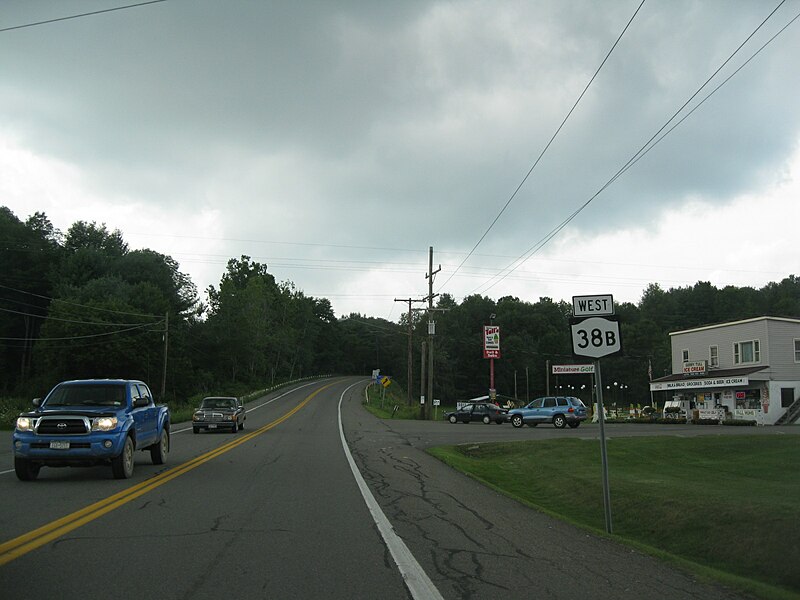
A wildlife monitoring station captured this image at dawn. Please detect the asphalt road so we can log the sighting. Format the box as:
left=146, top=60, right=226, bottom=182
left=2, top=376, right=792, bottom=599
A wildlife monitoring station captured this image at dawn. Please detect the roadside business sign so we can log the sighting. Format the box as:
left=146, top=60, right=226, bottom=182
left=572, top=294, right=615, bottom=317
left=650, top=376, right=749, bottom=391
left=552, top=364, right=595, bottom=374
left=483, top=325, right=501, bottom=359
left=682, top=361, right=707, bottom=376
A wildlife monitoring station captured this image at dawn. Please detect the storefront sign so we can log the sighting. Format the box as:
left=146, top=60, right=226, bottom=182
left=698, top=408, right=725, bottom=421
left=682, top=361, right=707, bottom=376
left=734, top=408, right=760, bottom=419
left=483, top=325, right=501, bottom=359
left=552, top=364, right=595, bottom=374
left=650, top=376, right=748, bottom=391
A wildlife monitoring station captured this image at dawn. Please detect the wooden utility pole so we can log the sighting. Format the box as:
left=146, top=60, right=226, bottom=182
left=424, top=246, right=441, bottom=420
left=394, top=297, right=425, bottom=405
left=419, top=341, right=427, bottom=419
left=161, top=311, right=169, bottom=399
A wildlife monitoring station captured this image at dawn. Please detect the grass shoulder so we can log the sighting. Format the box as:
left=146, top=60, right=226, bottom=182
left=428, top=436, right=799, bottom=600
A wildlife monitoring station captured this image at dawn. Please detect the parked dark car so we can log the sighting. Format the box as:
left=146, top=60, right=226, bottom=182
left=192, top=397, right=246, bottom=433
left=445, top=402, right=508, bottom=424
left=508, top=396, right=587, bottom=428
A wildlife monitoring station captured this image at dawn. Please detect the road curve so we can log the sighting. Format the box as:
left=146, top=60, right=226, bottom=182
left=1, top=376, right=777, bottom=599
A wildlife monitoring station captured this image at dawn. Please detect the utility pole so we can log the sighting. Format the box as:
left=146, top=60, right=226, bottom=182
left=526, top=366, right=529, bottom=402
left=546, top=359, right=550, bottom=396
left=419, top=341, right=427, bottom=419
left=424, top=246, right=441, bottom=420
left=161, top=311, right=169, bottom=399
left=394, top=297, right=425, bottom=405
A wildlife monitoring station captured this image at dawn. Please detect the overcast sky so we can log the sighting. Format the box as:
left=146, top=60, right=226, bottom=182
left=2, top=1, right=799, bottom=320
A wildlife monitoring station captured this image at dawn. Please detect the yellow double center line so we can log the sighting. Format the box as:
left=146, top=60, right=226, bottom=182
left=0, top=382, right=334, bottom=566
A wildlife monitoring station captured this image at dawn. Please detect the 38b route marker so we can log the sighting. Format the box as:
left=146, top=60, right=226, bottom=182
left=570, top=316, right=622, bottom=359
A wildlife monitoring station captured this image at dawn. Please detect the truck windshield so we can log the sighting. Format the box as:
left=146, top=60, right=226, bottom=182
left=46, top=384, right=126, bottom=407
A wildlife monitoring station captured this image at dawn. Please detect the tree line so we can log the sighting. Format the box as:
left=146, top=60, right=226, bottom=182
left=2, top=206, right=798, bottom=408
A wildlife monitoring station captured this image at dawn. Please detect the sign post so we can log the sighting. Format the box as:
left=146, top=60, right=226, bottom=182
left=570, top=295, right=621, bottom=534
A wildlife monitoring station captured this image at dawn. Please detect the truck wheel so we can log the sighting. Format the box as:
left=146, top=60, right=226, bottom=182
left=112, top=436, right=135, bottom=479
left=14, top=457, right=40, bottom=481
left=150, top=428, right=169, bottom=465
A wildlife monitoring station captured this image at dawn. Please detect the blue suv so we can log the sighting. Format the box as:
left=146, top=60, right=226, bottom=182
left=508, top=396, right=587, bottom=429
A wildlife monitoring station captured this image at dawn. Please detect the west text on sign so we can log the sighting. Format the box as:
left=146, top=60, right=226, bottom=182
left=572, top=294, right=615, bottom=317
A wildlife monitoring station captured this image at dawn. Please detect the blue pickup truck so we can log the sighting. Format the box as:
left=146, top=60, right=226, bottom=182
left=12, top=379, right=170, bottom=481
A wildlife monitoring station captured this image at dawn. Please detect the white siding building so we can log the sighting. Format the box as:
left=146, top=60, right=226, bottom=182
left=649, top=316, right=800, bottom=425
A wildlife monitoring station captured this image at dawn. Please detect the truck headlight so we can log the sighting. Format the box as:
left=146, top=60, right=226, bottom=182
left=92, top=416, right=118, bottom=431
left=16, top=417, right=35, bottom=432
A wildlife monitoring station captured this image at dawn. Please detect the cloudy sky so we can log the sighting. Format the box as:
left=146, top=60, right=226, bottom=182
left=2, top=0, right=799, bottom=320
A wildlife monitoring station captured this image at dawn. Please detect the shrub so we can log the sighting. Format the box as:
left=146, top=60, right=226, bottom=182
left=723, top=419, right=757, bottom=426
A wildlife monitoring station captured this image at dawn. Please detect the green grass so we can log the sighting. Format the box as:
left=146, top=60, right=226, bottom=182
left=428, top=436, right=800, bottom=599
left=363, top=383, right=425, bottom=419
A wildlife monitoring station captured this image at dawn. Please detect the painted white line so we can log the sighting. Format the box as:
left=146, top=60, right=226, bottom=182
left=338, top=380, right=444, bottom=600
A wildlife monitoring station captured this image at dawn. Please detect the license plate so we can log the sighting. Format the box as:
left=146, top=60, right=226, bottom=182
left=208, top=424, right=217, bottom=429
left=50, top=440, right=70, bottom=450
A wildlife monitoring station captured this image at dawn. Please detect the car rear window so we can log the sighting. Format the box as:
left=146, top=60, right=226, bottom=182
left=570, top=397, right=586, bottom=407
left=556, top=397, right=569, bottom=406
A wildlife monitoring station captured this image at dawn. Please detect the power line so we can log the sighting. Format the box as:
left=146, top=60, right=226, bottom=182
left=0, top=283, right=163, bottom=319
left=0, top=305, right=161, bottom=327
left=0, top=321, right=159, bottom=341
left=472, top=0, right=796, bottom=296
left=0, top=1, right=168, bottom=33
left=437, top=0, right=648, bottom=293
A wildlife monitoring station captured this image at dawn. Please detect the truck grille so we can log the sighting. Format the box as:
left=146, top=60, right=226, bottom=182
left=199, top=411, right=226, bottom=422
left=36, top=417, right=90, bottom=435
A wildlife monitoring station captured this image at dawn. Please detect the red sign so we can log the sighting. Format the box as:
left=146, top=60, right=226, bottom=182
left=483, top=325, right=501, bottom=359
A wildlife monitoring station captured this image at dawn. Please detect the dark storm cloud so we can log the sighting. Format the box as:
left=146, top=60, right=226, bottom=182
left=1, top=0, right=799, bottom=314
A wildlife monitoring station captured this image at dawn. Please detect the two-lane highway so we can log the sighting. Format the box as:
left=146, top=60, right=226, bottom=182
left=1, top=376, right=769, bottom=599
left=0, top=379, right=411, bottom=599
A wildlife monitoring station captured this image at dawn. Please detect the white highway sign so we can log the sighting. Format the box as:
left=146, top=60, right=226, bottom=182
left=572, top=294, right=615, bottom=317
left=571, top=316, right=622, bottom=359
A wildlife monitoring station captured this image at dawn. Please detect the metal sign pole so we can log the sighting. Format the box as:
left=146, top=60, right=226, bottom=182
left=594, top=358, right=613, bottom=534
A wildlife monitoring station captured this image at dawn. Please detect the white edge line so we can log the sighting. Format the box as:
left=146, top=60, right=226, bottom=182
left=338, top=380, right=445, bottom=600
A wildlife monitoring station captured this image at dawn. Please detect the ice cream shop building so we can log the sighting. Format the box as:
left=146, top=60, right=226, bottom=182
left=649, top=316, right=800, bottom=425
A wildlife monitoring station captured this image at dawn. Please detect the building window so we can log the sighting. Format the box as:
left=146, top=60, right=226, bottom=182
left=733, top=340, right=760, bottom=365
left=781, top=388, right=796, bottom=408
left=795, top=339, right=800, bottom=363
left=709, top=345, right=719, bottom=368
left=682, top=349, right=689, bottom=362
